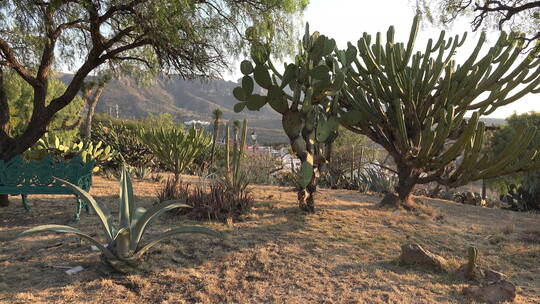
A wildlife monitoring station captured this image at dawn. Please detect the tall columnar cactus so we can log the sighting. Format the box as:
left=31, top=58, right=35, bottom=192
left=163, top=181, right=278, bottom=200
left=339, top=15, right=540, bottom=208
left=233, top=25, right=350, bottom=212
left=224, top=119, right=248, bottom=188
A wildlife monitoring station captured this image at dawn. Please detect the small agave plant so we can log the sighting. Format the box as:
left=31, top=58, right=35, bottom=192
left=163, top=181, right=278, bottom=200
left=14, top=166, right=222, bottom=272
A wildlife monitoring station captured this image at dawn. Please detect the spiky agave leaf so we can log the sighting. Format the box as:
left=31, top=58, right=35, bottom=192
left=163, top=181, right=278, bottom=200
left=56, top=178, right=116, bottom=242
left=113, top=227, right=133, bottom=259
left=15, top=225, right=116, bottom=260
left=132, top=226, right=223, bottom=259
left=130, top=200, right=192, bottom=251
left=119, top=166, right=135, bottom=228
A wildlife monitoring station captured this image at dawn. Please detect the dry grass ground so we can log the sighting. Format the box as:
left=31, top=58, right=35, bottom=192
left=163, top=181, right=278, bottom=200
left=1, top=175, right=539, bottom=304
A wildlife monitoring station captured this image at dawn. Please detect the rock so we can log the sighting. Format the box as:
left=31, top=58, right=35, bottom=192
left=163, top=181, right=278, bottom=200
left=399, top=243, right=450, bottom=272
left=463, top=280, right=516, bottom=304
left=455, top=264, right=507, bottom=283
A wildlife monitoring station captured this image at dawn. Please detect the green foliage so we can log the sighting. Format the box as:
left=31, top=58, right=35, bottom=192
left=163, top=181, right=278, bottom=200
left=500, top=183, right=540, bottom=211
left=91, top=114, right=154, bottom=169
left=5, top=72, right=83, bottom=141
left=209, top=108, right=224, bottom=170
left=488, top=112, right=540, bottom=211
left=0, top=0, right=308, bottom=79
left=137, top=113, right=176, bottom=130
left=14, top=167, right=221, bottom=272
left=24, top=134, right=113, bottom=172
left=416, top=0, right=540, bottom=50
left=339, top=15, right=540, bottom=205
left=357, top=168, right=397, bottom=194
left=138, top=126, right=212, bottom=180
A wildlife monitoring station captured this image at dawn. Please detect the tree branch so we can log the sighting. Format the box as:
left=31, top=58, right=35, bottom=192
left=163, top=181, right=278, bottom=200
left=0, top=39, right=37, bottom=87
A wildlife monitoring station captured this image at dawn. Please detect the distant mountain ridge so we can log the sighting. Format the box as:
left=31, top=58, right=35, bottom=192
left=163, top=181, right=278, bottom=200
left=58, top=73, right=289, bottom=144
left=57, top=73, right=509, bottom=144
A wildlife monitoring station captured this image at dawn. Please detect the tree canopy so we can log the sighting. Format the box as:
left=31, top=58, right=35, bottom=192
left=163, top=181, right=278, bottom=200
left=417, top=0, right=540, bottom=49
left=0, top=0, right=308, bottom=160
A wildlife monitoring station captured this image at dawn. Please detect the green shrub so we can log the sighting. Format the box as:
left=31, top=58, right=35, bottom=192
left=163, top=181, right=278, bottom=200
left=138, top=126, right=211, bottom=182
left=91, top=116, right=153, bottom=169
left=357, top=168, right=397, bottom=194
left=488, top=112, right=540, bottom=211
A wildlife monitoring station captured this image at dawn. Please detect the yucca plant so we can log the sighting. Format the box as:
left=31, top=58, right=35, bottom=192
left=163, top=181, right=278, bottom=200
left=138, top=126, right=211, bottom=184
left=357, top=168, right=397, bottom=194
left=13, top=167, right=222, bottom=272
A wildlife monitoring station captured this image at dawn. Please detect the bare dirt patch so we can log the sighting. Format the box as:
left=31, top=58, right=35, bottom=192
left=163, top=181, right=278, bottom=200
left=1, top=176, right=539, bottom=303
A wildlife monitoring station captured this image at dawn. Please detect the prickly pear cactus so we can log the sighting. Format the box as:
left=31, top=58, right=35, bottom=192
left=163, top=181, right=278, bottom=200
left=25, top=134, right=114, bottom=172
left=233, top=25, right=350, bottom=212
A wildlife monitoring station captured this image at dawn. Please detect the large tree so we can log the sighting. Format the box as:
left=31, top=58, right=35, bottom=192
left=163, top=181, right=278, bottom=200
left=417, top=0, right=540, bottom=49
left=0, top=0, right=308, bottom=206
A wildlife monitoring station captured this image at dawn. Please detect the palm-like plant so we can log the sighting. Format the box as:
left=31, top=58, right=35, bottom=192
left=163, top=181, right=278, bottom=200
left=209, top=108, right=223, bottom=169
left=14, top=167, right=221, bottom=272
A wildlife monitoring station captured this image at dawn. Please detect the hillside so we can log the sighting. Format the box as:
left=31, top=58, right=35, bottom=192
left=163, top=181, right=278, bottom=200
left=58, top=74, right=288, bottom=144
left=58, top=74, right=509, bottom=145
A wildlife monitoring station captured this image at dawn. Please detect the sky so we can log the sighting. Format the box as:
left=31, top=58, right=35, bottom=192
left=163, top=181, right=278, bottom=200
left=225, top=0, right=540, bottom=118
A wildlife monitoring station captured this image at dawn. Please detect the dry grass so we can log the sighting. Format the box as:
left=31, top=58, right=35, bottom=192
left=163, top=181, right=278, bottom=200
left=0, top=176, right=539, bottom=304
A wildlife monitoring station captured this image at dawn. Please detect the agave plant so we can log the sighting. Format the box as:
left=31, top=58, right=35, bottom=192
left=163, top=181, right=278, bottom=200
left=14, top=167, right=221, bottom=272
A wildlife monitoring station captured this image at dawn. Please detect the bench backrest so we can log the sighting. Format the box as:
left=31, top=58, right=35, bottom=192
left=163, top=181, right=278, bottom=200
left=0, top=154, right=95, bottom=194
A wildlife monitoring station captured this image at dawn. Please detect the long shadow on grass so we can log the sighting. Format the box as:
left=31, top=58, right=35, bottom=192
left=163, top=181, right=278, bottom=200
left=0, top=193, right=310, bottom=296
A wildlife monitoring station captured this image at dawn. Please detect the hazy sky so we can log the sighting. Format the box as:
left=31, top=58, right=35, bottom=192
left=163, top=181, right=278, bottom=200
left=226, top=0, right=540, bottom=118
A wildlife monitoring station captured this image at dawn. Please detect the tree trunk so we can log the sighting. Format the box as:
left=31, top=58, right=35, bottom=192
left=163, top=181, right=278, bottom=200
left=82, top=85, right=105, bottom=138
left=0, top=67, right=12, bottom=207
left=380, top=165, right=418, bottom=209
left=298, top=170, right=318, bottom=213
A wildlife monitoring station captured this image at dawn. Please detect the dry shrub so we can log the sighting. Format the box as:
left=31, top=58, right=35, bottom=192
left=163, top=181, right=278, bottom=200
left=155, top=178, right=191, bottom=215
left=155, top=176, right=253, bottom=222
left=188, top=180, right=253, bottom=222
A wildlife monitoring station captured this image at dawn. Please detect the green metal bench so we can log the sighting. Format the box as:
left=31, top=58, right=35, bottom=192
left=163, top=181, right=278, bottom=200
left=0, top=154, right=95, bottom=221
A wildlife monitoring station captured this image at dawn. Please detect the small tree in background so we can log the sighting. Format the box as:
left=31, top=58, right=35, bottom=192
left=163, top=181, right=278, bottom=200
left=81, top=72, right=112, bottom=138
left=339, top=15, right=540, bottom=208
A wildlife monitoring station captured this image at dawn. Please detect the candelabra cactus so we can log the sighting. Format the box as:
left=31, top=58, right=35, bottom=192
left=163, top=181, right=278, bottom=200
left=339, top=15, right=540, bottom=208
left=233, top=25, right=349, bottom=212
left=224, top=119, right=248, bottom=189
